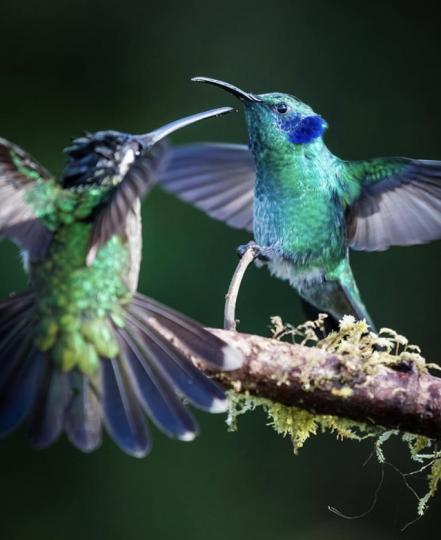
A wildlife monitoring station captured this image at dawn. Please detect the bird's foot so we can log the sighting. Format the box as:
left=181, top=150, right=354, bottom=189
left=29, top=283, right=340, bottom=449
left=236, top=241, right=271, bottom=262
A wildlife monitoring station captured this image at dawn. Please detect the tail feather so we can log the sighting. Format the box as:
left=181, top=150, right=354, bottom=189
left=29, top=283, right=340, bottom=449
left=0, top=320, right=33, bottom=389
left=29, top=367, right=69, bottom=449
left=0, top=347, right=44, bottom=437
left=0, top=292, right=34, bottom=324
left=300, top=260, right=376, bottom=332
left=64, top=370, right=102, bottom=453
left=117, top=327, right=199, bottom=441
left=0, top=314, right=32, bottom=344
left=0, top=293, right=34, bottom=342
left=126, top=307, right=227, bottom=412
left=101, top=358, right=151, bottom=458
left=0, top=290, right=243, bottom=456
left=132, top=294, right=242, bottom=370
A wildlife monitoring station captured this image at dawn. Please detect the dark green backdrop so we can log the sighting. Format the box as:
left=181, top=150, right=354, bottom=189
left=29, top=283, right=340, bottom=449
left=1, top=1, right=440, bottom=538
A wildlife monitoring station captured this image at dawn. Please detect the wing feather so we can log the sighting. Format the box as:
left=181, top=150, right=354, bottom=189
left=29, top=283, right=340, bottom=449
left=86, top=142, right=167, bottom=265
left=346, top=158, right=441, bottom=250
left=159, top=143, right=255, bottom=232
left=0, top=138, right=54, bottom=260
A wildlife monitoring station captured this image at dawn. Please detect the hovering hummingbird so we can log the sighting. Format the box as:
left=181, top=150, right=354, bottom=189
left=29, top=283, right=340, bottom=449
left=160, top=77, right=441, bottom=330
left=0, top=106, right=244, bottom=457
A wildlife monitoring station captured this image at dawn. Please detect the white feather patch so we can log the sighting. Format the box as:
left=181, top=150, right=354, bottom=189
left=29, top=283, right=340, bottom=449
left=119, top=149, right=135, bottom=177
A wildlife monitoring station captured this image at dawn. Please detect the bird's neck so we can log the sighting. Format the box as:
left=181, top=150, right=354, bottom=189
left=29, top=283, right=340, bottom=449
left=251, top=137, right=336, bottom=196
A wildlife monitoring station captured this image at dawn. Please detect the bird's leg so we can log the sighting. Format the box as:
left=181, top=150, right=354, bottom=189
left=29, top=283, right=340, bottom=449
left=237, top=240, right=272, bottom=262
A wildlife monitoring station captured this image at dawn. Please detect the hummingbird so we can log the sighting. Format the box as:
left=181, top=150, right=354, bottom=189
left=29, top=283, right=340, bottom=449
left=0, top=106, right=244, bottom=457
left=160, top=77, right=441, bottom=331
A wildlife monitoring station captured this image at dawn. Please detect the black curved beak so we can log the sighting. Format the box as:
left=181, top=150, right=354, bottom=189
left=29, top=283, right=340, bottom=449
left=192, top=76, right=262, bottom=103
left=137, top=106, right=233, bottom=147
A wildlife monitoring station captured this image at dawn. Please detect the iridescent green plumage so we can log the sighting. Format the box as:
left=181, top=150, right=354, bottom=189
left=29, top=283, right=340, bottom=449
left=10, top=148, right=129, bottom=375
left=160, top=77, right=441, bottom=330
left=245, top=108, right=372, bottom=327
left=0, top=106, right=244, bottom=457
left=33, top=225, right=128, bottom=374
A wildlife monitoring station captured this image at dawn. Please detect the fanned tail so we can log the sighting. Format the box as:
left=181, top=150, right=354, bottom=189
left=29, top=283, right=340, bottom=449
left=62, top=370, right=102, bottom=453
left=102, top=292, right=242, bottom=455
left=0, top=291, right=243, bottom=457
left=0, top=292, right=102, bottom=452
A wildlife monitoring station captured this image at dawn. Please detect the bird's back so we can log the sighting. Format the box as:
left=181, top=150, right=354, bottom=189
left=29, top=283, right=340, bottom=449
left=30, top=209, right=135, bottom=375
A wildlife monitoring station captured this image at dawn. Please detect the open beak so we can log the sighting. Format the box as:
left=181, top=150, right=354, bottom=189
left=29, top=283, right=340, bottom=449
left=192, top=76, right=262, bottom=103
left=138, top=106, right=233, bottom=147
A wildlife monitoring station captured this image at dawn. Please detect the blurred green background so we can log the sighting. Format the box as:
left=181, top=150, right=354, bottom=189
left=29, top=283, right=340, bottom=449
left=1, top=1, right=440, bottom=538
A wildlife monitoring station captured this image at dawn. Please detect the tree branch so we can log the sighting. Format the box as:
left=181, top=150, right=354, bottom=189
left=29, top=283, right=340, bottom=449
left=203, top=329, right=441, bottom=440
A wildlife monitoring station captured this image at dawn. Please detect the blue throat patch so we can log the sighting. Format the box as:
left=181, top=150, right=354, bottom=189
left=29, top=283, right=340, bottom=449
left=282, top=114, right=326, bottom=144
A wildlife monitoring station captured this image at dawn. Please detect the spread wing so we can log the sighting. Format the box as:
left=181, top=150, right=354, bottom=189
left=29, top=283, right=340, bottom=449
left=86, top=142, right=168, bottom=265
left=344, top=158, right=441, bottom=251
left=159, top=143, right=255, bottom=232
left=0, top=137, right=54, bottom=260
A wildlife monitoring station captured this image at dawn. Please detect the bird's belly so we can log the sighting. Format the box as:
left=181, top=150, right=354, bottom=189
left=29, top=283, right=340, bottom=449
left=264, top=256, right=325, bottom=290
left=253, top=193, right=346, bottom=290
left=255, top=200, right=344, bottom=262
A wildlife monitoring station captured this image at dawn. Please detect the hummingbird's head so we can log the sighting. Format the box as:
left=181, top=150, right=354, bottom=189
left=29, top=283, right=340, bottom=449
left=62, top=107, right=234, bottom=188
left=192, top=77, right=328, bottom=154
left=63, top=131, right=143, bottom=188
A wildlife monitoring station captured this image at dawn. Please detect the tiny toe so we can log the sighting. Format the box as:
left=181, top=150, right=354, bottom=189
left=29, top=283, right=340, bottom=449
left=237, top=241, right=255, bottom=258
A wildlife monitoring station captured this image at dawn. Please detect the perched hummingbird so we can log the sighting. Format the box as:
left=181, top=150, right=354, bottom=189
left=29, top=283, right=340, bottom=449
left=160, top=77, right=441, bottom=330
left=0, top=106, right=244, bottom=457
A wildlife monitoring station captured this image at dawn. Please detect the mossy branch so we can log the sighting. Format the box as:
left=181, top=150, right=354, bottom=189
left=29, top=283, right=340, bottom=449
left=203, top=327, right=441, bottom=440
left=210, top=242, right=441, bottom=440
left=201, top=244, right=441, bottom=517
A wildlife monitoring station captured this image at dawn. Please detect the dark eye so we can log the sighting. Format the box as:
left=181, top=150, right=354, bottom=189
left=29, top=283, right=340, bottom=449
left=276, top=103, right=288, bottom=114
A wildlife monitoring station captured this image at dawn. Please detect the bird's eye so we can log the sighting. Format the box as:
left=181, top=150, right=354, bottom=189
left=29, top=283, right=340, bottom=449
left=276, top=103, right=288, bottom=114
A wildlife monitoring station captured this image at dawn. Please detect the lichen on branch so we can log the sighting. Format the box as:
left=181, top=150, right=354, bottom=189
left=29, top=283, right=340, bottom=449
left=206, top=315, right=441, bottom=439
left=199, top=315, right=441, bottom=518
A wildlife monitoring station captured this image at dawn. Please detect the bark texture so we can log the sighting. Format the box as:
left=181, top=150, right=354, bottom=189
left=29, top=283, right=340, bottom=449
left=203, top=329, right=441, bottom=439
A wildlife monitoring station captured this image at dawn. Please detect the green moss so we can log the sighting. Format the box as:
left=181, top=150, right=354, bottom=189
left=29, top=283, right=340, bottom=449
left=227, top=392, right=375, bottom=454
left=228, top=314, right=441, bottom=519
left=428, top=458, right=441, bottom=498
